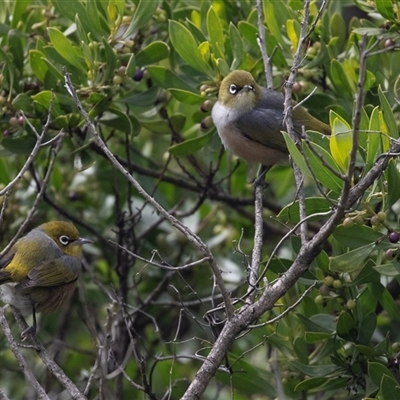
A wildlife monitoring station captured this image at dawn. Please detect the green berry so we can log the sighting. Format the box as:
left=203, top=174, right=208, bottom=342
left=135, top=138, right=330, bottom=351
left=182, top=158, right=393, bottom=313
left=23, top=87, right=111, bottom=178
left=346, top=299, right=356, bottom=310
left=355, top=215, right=365, bottom=225
left=323, top=276, right=334, bottom=287
left=332, top=279, right=342, bottom=289
left=343, top=217, right=354, bottom=228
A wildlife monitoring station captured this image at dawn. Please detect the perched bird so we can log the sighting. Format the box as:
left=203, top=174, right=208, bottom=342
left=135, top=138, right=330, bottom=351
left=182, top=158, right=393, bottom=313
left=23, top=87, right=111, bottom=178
left=0, top=221, right=92, bottom=335
left=211, top=70, right=331, bottom=166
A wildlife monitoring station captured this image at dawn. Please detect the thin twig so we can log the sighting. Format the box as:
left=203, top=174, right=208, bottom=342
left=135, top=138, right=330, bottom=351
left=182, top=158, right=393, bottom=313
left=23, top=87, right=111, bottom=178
left=63, top=67, right=234, bottom=320
left=0, top=307, right=50, bottom=400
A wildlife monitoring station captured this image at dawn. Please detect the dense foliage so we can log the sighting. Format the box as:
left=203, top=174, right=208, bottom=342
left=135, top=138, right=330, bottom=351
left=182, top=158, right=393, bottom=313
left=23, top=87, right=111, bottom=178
left=1, top=0, right=400, bottom=399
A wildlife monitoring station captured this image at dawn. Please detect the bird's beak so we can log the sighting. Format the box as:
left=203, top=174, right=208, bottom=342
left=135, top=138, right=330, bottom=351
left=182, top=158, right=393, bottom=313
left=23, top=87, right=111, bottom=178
left=72, top=237, right=93, bottom=246
left=243, top=85, right=255, bottom=93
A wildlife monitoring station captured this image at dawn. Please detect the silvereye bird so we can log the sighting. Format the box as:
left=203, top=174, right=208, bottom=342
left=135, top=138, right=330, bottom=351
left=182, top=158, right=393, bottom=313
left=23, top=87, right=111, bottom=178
left=211, top=70, right=331, bottom=166
left=0, top=221, right=92, bottom=335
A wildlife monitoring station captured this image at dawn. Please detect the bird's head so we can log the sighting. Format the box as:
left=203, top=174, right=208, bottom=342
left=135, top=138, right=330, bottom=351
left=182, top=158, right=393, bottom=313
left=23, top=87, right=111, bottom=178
left=217, top=70, right=262, bottom=112
left=40, top=221, right=92, bottom=257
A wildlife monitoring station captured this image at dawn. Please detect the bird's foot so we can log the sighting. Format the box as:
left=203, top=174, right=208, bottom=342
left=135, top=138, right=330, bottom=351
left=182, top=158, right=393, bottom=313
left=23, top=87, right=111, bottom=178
left=21, top=325, right=36, bottom=340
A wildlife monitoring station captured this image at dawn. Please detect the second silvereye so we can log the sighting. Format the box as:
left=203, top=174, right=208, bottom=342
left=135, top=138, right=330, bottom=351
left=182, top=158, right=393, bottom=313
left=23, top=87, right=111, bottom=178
left=0, top=221, right=92, bottom=335
left=211, top=70, right=331, bottom=166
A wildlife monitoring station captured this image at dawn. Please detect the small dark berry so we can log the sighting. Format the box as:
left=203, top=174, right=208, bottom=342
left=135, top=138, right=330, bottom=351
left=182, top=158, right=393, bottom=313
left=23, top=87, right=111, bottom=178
left=133, top=69, right=144, bottom=81
left=389, top=231, right=400, bottom=243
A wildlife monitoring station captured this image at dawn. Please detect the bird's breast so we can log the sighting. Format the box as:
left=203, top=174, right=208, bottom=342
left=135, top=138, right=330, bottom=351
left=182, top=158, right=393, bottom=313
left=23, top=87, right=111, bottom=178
left=212, top=102, right=287, bottom=166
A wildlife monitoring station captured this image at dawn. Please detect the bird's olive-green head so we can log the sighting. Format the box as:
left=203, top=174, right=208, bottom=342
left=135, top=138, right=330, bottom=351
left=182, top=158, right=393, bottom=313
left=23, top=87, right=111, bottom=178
left=217, top=70, right=262, bottom=111
left=39, top=221, right=91, bottom=257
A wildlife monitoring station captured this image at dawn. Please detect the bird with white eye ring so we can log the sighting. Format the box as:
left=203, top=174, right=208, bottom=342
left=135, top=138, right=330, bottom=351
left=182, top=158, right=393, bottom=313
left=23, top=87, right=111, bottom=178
left=0, top=221, right=92, bottom=336
left=211, top=70, right=331, bottom=169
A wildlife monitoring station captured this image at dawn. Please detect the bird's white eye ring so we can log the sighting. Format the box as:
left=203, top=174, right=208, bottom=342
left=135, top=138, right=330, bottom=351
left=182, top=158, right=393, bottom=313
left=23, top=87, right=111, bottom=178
left=229, top=84, right=238, bottom=95
left=59, top=235, right=70, bottom=246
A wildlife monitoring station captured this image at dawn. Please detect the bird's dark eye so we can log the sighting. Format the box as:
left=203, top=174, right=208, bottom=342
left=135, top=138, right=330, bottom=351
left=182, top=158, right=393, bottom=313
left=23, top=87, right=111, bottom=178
left=59, top=235, right=70, bottom=246
left=229, top=84, right=238, bottom=95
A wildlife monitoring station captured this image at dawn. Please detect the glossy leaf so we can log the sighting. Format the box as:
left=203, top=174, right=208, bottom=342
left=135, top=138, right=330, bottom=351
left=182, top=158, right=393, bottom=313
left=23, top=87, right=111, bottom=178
left=303, top=140, right=343, bottom=192
left=123, top=0, right=160, bottom=38
left=329, top=114, right=352, bottom=172
left=206, top=7, right=224, bottom=59
left=282, top=132, right=312, bottom=179
left=228, top=22, right=244, bottom=70
left=169, top=131, right=213, bottom=156
left=378, top=85, right=398, bottom=139
left=329, top=243, right=375, bottom=272
left=135, top=42, right=170, bottom=66
left=169, top=20, right=213, bottom=77
left=168, top=89, right=205, bottom=105
left=277, top=197, right=332, bottom=224
left=47, top=27, right=84, bottom=71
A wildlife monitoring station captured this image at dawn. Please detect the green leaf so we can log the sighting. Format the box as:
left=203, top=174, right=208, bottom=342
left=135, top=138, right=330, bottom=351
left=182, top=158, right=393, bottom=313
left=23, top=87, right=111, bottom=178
left=228, top=22, right=243, bottom=70
left=135, top=41, right=170, bottom=67
left=47, top=27, right=85, bottom=71
left=1, top=135, right=37, bottom=155
left=52, top=0, right=86, bottom=23
left=31, top=91, right=62, bottom=117
left=12, top=93, right=33, bottom=113
left=147, top=66, right=196, bottom=92
left=289, top=361, right=340, bottom=377
left=169, top=20, right=213, bottom=77
left=282, top=132, right=312, bottom=178
left=375, top=0, right=395, bottom=20
left=295, top=377, right=326, bottom=392
left=169, top=131, right=213, bottom=156
left=117, top=86, right=160, bottom=107
left=374, top=263, right=400, bottom=276
left=368, top=362, right=397, bottom=387
left=11, top=0, right=29, bottom=29
left=336, top=311, right=357, bottom=342
left=286, top=19, right=300, bottom=50
left=330, top=59, right=355, bottom=97
left=100, top=107, right=140, bottom=137
left=216, top=357, right=276, bottom=397
left=329, top=115, right=352, bottom=172
left=330, top=12, right=347, bottom=51
left=366, top=106, right=381, bottom=171
left=101, top=38, right=117, bottom=82
left=332, top=224, right=383, bottom=249
left=168, top=89, right=205, bottom=105
left=0, top=47, right=15, bottom=96
left=207, top=7, right=224, bottom=59
left=277, top=197, right=332, bottom=224
left=329, top=243, right=375, bottom=272
left=378, top=85, right=398, bottom=139
left=357, top=312, right=377, bottom=344
left=0, top=159, right=10, bottom=184
left=238, top=21, right=287, bottom=68
left=381, top=374, right=400, bottom=399
left=263, top=0, right=292, bottom=54
left=123, top=0, right=159, bottom=38
left=8, top=30, right=24, bottom=71
left=126, top=54, right=136, bottom=77
left=29, top=50, right=48, bottom=83
left=303, top=141, right=343, bottom=192
left=370, top=283, right=400, bottom=322
left=296, top=313, right=335, bottom=333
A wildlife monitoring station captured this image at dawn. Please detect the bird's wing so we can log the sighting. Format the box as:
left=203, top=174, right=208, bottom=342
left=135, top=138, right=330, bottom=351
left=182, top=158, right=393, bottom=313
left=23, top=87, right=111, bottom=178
left=17, top=257, right=80, bottom=289
left=235, top=88, right=289, bottom=154
left=0, top=251, right=15, bottom=284
left=0, top=251, right=15, bottom=269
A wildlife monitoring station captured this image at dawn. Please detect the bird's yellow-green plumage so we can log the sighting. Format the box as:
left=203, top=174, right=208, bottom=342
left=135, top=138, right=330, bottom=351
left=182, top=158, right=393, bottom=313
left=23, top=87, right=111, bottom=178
left=0, top=221, right=91, bottom=316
